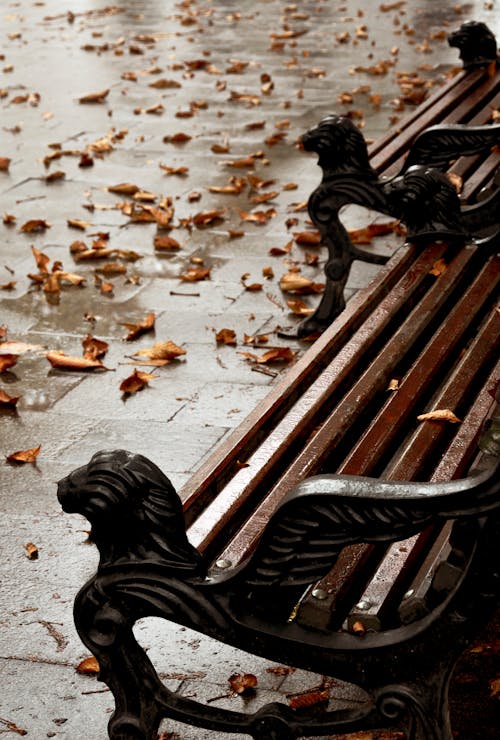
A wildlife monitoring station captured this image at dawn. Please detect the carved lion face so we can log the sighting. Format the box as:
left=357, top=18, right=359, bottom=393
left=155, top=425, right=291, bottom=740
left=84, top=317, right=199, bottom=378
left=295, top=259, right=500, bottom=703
left=448, top=21, right=497, bottom=67
left=301, top=114, right=373, bottom=174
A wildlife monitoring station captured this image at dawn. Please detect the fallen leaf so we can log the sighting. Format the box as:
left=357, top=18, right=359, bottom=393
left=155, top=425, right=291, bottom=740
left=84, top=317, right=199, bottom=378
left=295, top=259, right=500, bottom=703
left=159, top=164, right=189, bottom=176
left=429, top=259, right=447, bottom=276
left=348, top=221, right=404, bottom=244
left=280, top=272, right=324, bottom=294
left=0, top=389, right=20, bottom=408
left=387, top=378, right=400, bottom=391
left=96, top=262, right=127, bottom=276
left=107, top=182, right=140, bottom=195
left=228, top=673, right=257, bottom=694
left=0, top=354, right=18, bottom=373
left=287, top=688, right=330, bottom=709
left=417, top=409, right=461, bottom=424
left=239, top=347, right=295, bottom=364
left=0, top=157, right=11, bottom=172
left=121, top=312, right=155, bottom=341
left=133, top=340, right=186, bottom=364
left=76, top=656, right=100, bottom=675
left=78, top=89, right=109, bottom=104
left=489, top=677, right=500, bottom=698
left=180, top=267, right=211, bottom=282
left=239, top=208, right=276, bottom=224
left=216, top=328, right=237, bottom=345
left=154, top=235, right=181, bottom=251
left=82, top=335, right=109, bottom=360
left=193, top=209, right=225, bottom=227
left=163, top=132, right=192, bottom=144
left=20, top=219, right=51, bottom=233
left=286, top=299, right=314, bottom=316
left=25, top=542, right=39, bottom=560
left=67, top=218, right=91, bottom=230
left=7, top=446, right=41, bottom=464
left=120, top=369, right=157, bottom=395
left=46, top=351, right=108, bottom=371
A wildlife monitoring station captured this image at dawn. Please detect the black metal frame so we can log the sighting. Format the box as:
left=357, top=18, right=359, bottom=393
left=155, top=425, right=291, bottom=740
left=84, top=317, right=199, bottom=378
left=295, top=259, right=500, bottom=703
left=58, top=417, right=499, bottom=739
left=288, top=21, right=499, bottom=338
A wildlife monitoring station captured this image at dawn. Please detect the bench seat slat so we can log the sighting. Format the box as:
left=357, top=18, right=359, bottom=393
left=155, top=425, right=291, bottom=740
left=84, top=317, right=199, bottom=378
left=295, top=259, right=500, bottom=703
left=186, top=244, right=451, bottom=554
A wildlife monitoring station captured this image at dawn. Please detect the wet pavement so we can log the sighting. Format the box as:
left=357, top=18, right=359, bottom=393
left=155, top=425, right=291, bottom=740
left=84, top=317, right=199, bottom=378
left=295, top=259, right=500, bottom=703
left=1, top=1, right=499, bottom=738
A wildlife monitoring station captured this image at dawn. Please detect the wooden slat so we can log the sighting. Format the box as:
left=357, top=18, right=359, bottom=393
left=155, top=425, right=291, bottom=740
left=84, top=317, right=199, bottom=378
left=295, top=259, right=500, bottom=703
left=198, top=244, right=479, bottom=561
left=180, top=245, right=418, bottom=520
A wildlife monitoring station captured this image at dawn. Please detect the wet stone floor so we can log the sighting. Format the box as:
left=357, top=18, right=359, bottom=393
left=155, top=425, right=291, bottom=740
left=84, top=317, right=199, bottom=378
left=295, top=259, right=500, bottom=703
left=0, top=1, right=498, bottom=738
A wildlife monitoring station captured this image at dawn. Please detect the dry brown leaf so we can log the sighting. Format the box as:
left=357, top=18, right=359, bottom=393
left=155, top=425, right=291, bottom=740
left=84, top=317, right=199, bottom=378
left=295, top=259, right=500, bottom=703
left=216, top=328, right=237, bottom=346
left=269, top=240, right=293, bottom=256
left=1, top=281, right=16, bottom=291
left=228, top=673, right=257, bottom=694
left=417, top=409, right=461, bottom=424
left=280, top=272, right=324, bottom=294
left=159, top=164, right=189, bottom=176
left=82, top=335, right=109, bottom=360
left=21, top=219, right=51, bottom=233
left=133, top=340, right=186, bottom=364
left=287, top=688, right=329, bottom=709
left=122, top=312, right=155, bottom=341
left=107, top=182, right=140, bottom=195
left=25, top=542, right=39, bottom=560
left=67, top=218, right=91, bottom=230
left=348, top=221, right=404, bottom=244
left=0, top=389, right=20, bottom=408
left=78, top=89, right=109, bottom=104
left=76, top=656, right=100, bottom=675
left=0, top=157, right=11, bottom=172
left=387, top=378, right=400, bottom=391
left=193, top=209, right=225, bottom=227
left=489, top=677, right=500, bottom=698
left=0, top=354, right=18, bottom=373
left=180, top=267, right=211, bottom=282
left=46, top=350, right=108, bottom=371
left=7, top=445, right=41, bottom=464
left=120, top=369, right=157, bottom=395
left=96, top=262, right=127, bottom=276
left=239, top=208, right=276, bottom=224
left=154, top=235, right=181, bottom=251
left=163, top=132, right=192, bottom=144
left=239, top=347, right=295, bottom=365
left=286, top=299, right=314, bottom=316
left=149, top=78, right=181, bottom=89
left=429, top=259, right=447, bottom=277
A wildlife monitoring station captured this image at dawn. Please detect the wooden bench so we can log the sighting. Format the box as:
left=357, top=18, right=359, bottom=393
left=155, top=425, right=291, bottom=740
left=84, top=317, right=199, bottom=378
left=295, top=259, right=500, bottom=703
left=57, top=21, right=500, bottom=740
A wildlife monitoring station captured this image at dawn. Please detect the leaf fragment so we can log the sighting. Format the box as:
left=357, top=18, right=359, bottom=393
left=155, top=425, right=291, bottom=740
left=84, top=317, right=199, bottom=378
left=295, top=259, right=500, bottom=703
left=78, top=89, right=109, bottom=104
left=154, top=235, right=181, bottom=251
left=25, top=542, right=39, bottom=560
left=0, top=389, right=20, bottom=408
left=46, top=350, right=108, bottom=371
left=215, top=328, right=237, bottom=346
left=20, top=219, right=51, bottom=233
left=7, top=446, right=41, bottom=464
left=76, top=656, right=100, bottom=675
left=121, top=312, right=155, bottom=341
left=417, top=409, right=461, bottom=424
left=0, top=354, right=18, bottom=373
left=120, top=369, right=157, bottom=395
left=228, top=673, right=258, bottom=695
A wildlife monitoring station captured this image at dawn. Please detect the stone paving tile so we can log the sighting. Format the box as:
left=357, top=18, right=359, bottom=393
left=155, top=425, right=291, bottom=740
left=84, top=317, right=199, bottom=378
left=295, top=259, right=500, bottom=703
left=1, top=0, right=498, bottom=737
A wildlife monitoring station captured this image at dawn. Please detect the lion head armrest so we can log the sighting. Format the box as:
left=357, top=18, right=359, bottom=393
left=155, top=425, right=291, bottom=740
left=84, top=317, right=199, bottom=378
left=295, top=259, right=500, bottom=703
left=57, top=449, right=205, bottom=577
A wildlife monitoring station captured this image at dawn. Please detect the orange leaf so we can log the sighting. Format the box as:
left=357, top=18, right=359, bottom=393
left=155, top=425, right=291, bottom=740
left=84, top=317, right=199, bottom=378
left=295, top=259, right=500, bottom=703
left=180, top=267, right=211, bottom=282
left=76, top=656, right=100, bottom=675
left=0, top=354, right=18, bottom=373
left=293, top=230, right=321, bottom=246
left=216, top=328, right=237, bottom=346
left=82, top=335, right=109, bottom=360
left=46, top=351, right=108, bottom=371
left=287, top=688, right=329, bottom=709
left=107, top=182, right=140, bottom=195
left=239, top=347, right=295, bottom=364
left=280, top=272, right=324, bottom=294
left=154, top=235, right=181, bottom=251
left=120, top=369, right=157, bottom=395
left=122, top=312, right=155, bottom=341
left=133, top=340, right=186, bottom=364
left=286, top=299, right=314, bottom=316
left=0, top=389, right=21, bottom=408
left=21, top=219, right=50, bottom=233
left=429, top=259, right=447, bottom=277
left=0, top=157, right=11, bottom=172
left=228, top=673, right=258, bottom=694
left=25, top=542, right=39, bottom=560
left=7, top=445, right=41, bottom=464
left=78, top=89, right=109, bottom=104
left=193, top=209, right=225, bottom=227
left=417, top=409, right=461, bottom=424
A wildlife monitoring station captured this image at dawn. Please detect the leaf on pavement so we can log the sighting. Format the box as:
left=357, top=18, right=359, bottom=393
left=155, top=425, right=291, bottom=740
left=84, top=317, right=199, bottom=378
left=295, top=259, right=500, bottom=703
left=78, top=89, right=109, bottom=104
left=132, top=340, right=186, bottom=365
left=0, top=354, right=18, bottom=373
left=7, top=445, right=41, bottom=464
left=120, top=369, right=157, bottom=395
left=46, top=350, right=109, bottom=371
left=76, top=656, right=100, bottom=675
left=0, top=389, right=21, bottom=408
left=121, top=312, right=155, bottom=341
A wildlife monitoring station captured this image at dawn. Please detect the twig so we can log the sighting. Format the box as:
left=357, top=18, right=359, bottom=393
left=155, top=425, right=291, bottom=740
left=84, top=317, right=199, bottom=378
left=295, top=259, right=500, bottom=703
left=169, top=290, right=200, bottom=297
left=0, top=717, right=27, bottom=736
